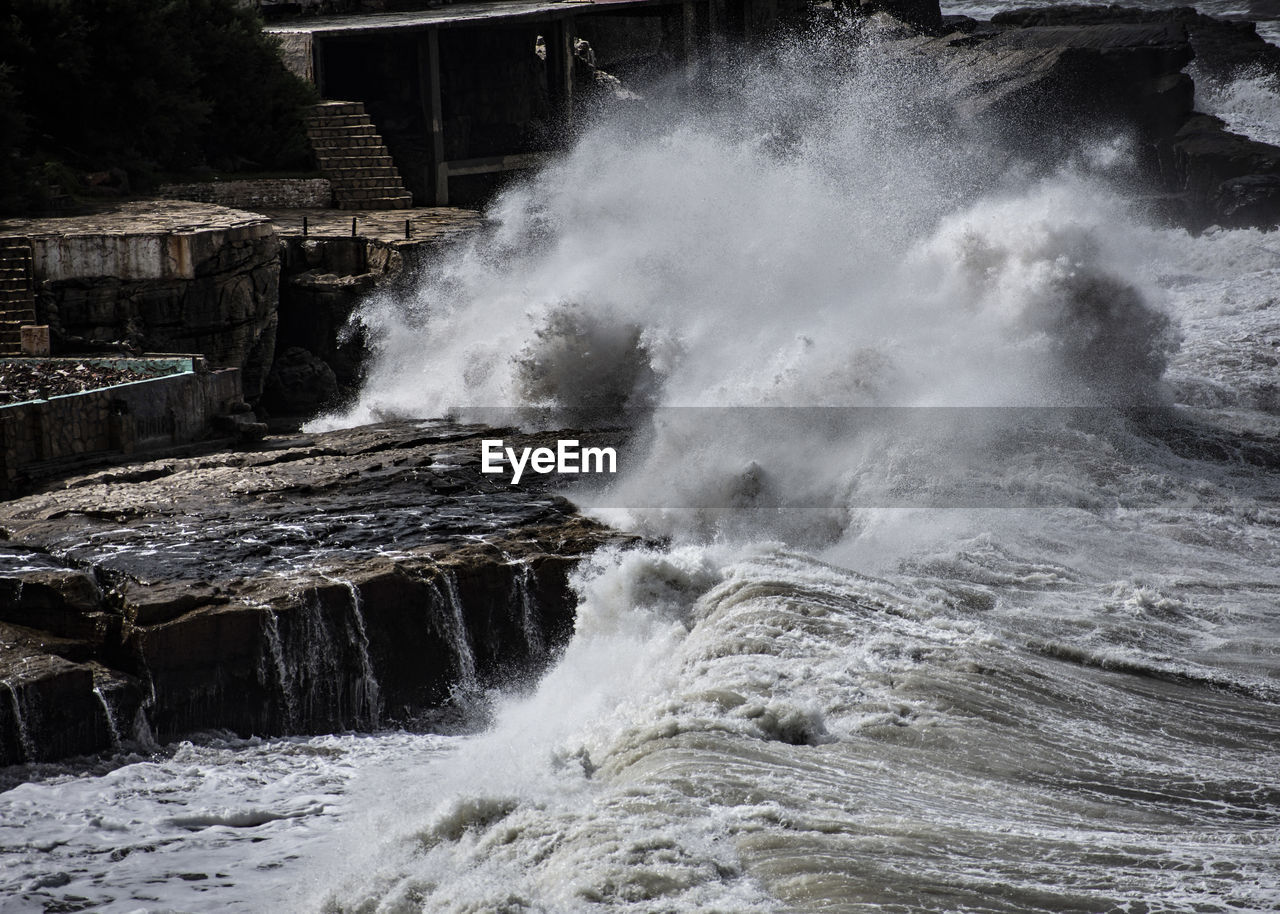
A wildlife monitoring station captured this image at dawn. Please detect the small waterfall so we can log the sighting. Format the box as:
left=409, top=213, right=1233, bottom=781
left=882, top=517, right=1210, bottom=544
left=260, top=608, right=298, bottom=730
left=511, top=563, right=546, bottom=657
left=2, top=680, right=36, bottom=763
left=337, top=579, right=383, bottom=728
left=436, top=571, right=479, bottom=693
left=131, top=708, right=158, bottom=752
left=92, top=684, right=123, bottom=751
left=294, top=590, right=342, bottom=725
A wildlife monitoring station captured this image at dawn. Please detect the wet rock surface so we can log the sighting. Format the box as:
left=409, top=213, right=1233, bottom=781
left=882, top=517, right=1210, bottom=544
left=0, top=422, right=633, bottom=768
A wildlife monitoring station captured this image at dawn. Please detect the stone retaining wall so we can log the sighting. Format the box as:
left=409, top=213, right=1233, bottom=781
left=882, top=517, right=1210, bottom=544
left=0, top=357, right=243, bottom=497
left=158, top=178, right=333, bottom=210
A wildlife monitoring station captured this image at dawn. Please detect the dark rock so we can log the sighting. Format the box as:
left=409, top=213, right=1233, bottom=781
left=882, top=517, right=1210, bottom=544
left=851, top=0, right=943, bottom=32
left=919, top=21, right=1194, bottom=165
left=1215, top=174, right=1280, bottom=227
left=212, top=410, right=270, bottom=442
left=119, top=580, right=229, bottom=626
left=260, top=345, right=341, bottom=418
left=0, top=569, right=108, bottom=642
left=0, top=644, right=111, bottom=764
left=1166, top=114, right=1280, bottom=228
left=277, top=249, right=386, bottom=392
left=0, top=423, right=634, bottom=768
left=917, top=6, right=1280, bottom=230
left=989, top=5, right=1280, bottom=83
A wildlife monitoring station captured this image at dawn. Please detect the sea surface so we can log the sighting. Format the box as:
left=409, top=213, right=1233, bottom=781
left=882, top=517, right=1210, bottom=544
left=4, top=7, right=1280, bottom=914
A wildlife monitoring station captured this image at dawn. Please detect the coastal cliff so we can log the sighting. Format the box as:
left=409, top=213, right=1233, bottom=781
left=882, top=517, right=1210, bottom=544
left=0, top=423, right=631, bottom=766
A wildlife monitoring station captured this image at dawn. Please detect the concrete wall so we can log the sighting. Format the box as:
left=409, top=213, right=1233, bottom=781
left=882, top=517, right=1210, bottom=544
left=274, top=31, right=316, bottom=84
left=31, top=219, right=275, bottom=283
left=0, top=358, right=243, bottom=497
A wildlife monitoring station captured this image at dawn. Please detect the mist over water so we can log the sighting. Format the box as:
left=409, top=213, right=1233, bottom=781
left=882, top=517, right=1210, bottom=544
left=323, top=22, right=1176, bottom=432
left=303, top=17, right=1280, bottom=914
left=317, top=18, right=1183, bottom=546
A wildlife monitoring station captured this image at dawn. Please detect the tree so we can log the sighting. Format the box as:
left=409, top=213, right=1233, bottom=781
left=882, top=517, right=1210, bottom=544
left=0, top=0, right=317, bottom=214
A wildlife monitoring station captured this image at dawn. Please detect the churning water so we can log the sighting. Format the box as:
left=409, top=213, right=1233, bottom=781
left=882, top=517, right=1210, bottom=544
left=5, top=13, right=1280, bottom=914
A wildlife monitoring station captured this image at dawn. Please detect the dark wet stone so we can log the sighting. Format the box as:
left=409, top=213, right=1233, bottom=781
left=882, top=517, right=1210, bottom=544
left=0, top=422, right=634, bottom=768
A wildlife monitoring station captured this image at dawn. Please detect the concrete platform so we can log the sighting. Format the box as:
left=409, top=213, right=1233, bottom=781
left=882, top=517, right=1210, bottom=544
left=260, top=205, right=485, bottom=245
left=0, top=201, right=274, bottom=282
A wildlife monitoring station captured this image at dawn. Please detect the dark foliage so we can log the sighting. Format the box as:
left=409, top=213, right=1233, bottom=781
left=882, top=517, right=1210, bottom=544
left=0, top=0, right=317, bottom=213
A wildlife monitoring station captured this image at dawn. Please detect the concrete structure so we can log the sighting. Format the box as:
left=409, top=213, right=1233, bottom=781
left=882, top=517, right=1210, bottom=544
left=268, top=0, right=800, bottom=204
left=0, top=201, right=276, bottom=283
left=0, top=202, right=281, bottom=398
left=0, top=356, right=244, bottom=497
left=20, top=326, right=49, bottom=356
left=305, top=101, right=415, bottom=209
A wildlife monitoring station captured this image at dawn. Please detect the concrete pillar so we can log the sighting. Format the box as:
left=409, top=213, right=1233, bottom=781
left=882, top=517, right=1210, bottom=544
left=546, top=17, right=575, bottom=126
left=418, top=30, right=448, bottom=205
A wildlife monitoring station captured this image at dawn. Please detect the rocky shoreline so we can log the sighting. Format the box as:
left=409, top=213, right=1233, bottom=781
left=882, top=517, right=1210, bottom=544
left=888, top=2, right=1280, bottom=229
left=0, top=423, right=632, bottom=768
left=4, top=1, right=1280, bottom=773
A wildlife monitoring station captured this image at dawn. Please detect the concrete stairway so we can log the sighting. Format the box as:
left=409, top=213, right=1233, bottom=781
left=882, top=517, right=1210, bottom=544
left=305, top=101, right=413, bottom=210
left=0, top=238, right=36, bottom=357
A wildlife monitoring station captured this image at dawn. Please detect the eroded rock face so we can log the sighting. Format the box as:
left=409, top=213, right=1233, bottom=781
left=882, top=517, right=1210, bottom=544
left=0, top=423, right=633, bottom=767
left=973, top=5, right=1280, bottom=229
left=877, top=5, right=1280, bottom=230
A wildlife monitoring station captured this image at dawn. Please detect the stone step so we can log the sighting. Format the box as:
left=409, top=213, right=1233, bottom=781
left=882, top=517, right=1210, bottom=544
left=310, top=139, right=389, bottom=156
left=316, top=151, right=395, bottom=165
left=314, top=158, right=394, bottom=174
left=316, top=153, right=397, bottom=166
left=312, top=100, right=367, bottom=118
left=312, top=135, right=388, bottom=152
left=307, top=124, right=379, bottom=140
left=332, top=181, right=407, bottom=194
left=307, top=99, right=412, bottom=208
left=304, top=114, right=372, bottom=130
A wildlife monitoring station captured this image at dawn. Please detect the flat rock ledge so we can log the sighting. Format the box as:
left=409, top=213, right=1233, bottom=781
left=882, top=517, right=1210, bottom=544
left=0, top=422, right=633, bottom=768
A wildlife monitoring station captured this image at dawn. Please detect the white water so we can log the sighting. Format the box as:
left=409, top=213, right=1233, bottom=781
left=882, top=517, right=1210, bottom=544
left=5, top=11, right=1280, bottom=914
left=1194, top=62, right=1280, bottom=147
